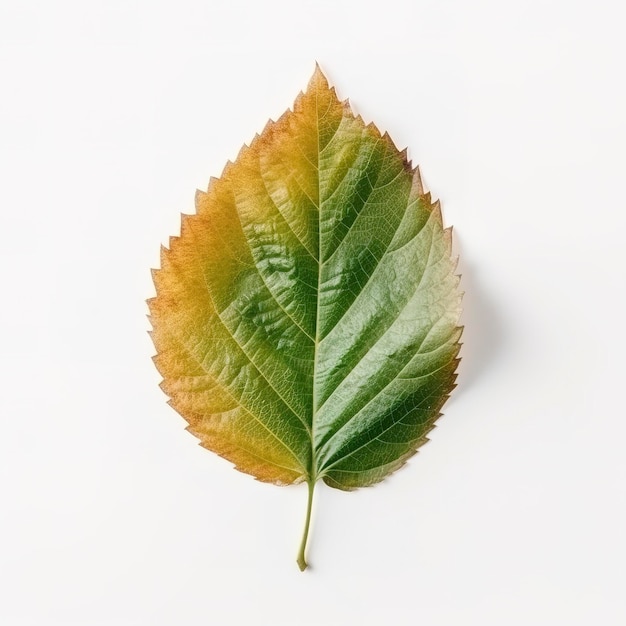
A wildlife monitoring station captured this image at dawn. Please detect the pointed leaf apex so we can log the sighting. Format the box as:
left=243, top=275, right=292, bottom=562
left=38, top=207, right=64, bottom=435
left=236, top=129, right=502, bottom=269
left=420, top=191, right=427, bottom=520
left=308, top=63, right=330, bottom=93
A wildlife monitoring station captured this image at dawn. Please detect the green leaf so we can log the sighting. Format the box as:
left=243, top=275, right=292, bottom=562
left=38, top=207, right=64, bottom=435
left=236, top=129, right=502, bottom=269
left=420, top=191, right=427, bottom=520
left=149, top=66, right=462, bottom=570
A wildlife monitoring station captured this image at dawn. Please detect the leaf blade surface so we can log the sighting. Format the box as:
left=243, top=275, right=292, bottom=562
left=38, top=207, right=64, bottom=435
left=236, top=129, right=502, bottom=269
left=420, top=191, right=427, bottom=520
left=149, top=66, right=462, bottom=564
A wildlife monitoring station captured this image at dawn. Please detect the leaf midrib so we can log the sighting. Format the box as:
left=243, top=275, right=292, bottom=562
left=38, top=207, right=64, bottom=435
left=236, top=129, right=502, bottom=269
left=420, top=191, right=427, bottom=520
left=310, top=83, right=322, bottom=483
left=309, top=84, right=342, bottom=480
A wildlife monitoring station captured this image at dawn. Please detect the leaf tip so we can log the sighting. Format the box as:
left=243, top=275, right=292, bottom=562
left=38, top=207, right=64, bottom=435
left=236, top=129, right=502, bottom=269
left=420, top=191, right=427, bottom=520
left=308, top=62, right=330, bottom=92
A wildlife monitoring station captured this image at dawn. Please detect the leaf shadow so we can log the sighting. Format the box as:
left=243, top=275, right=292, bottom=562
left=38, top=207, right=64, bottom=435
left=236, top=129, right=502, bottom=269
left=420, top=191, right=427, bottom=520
left=453, top=235, right=505, bottom=394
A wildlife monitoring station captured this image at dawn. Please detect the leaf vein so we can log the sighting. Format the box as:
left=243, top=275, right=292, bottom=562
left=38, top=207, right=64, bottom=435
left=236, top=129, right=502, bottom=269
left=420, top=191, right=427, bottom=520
left=257, top=162, right=318, bottom=259
left=317, top=216, right=438, bottom=412
left=319, top=184, right=433, bottom=342
left=319, top=355, right=457, bottom=473
left=159, top=326, right=306, bottom=470
left=186, top=218, right=312, bottom=433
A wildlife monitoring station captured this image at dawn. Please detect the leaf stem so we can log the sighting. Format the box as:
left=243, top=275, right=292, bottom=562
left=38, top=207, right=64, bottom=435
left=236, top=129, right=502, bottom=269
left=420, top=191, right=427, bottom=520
left=296, top=479, right=315, bottom=571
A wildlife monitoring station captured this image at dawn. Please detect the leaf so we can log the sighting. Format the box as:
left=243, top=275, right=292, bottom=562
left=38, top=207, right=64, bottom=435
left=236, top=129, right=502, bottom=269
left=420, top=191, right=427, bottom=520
left=149, top=65, right=462, bottom=570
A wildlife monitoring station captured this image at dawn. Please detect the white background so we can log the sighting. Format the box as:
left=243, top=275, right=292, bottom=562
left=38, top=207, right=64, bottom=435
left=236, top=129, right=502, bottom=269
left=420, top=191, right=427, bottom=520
left=1, top=1, right=625, bottom=624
